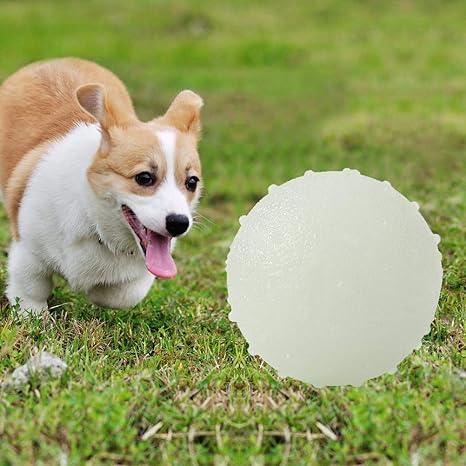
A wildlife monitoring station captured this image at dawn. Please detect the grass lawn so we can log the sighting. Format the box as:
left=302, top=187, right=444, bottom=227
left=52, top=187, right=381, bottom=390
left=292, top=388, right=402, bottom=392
left=0, top=1, right=464, bottom=464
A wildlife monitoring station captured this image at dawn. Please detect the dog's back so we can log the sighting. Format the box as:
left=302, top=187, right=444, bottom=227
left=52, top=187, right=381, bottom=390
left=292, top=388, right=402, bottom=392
left=0, top=58, right=136, bottom=237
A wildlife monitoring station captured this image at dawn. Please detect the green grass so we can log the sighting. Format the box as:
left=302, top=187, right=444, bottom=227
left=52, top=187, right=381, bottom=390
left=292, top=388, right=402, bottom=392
left=0, top=1, right=465, bottom=464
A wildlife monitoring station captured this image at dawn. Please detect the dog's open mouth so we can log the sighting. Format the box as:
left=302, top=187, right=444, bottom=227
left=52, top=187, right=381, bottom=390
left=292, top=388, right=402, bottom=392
left=122, top=205, right=177, bottom=279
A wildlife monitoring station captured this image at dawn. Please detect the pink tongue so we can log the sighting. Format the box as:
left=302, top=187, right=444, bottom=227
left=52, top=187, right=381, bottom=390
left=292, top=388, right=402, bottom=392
left=145, top=230, right=177, bottom=279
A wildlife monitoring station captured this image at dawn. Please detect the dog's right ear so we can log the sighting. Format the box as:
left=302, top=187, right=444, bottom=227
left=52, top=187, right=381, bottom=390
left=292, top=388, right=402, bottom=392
left=76, top=83, right=107, bottom=123
left=76, top=83, right=111, bottom=153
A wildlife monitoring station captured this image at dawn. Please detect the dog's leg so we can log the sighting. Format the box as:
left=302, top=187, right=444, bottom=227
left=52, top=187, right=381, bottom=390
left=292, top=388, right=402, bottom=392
left=6, top=241, right=53, bottom=317
left=86, top=273, right=154, bottom=309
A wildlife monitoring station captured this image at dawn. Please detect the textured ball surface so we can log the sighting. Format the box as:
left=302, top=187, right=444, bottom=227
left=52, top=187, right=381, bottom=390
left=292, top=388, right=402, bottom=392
left=227, top=170, right=442, bottom=387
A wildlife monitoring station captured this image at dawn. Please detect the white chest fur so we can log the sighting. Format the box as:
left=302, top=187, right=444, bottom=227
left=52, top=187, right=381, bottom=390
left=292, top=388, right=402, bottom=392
left=7, top=123, right=153, bottom=314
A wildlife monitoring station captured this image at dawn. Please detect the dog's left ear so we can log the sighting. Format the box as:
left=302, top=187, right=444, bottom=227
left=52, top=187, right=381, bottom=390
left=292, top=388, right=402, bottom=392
left=160, top=90, right=203, bottom=140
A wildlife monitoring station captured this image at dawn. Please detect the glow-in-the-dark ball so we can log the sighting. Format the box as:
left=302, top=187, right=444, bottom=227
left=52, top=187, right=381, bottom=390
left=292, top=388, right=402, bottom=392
left=226, top=170, right=442, bottom=387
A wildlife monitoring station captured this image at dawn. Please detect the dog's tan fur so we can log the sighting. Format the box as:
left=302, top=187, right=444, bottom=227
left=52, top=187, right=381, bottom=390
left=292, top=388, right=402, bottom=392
left=0, top=58, right=203, bottom=238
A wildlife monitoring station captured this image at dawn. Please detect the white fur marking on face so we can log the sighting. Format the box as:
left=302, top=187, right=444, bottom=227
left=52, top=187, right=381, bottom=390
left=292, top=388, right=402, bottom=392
left=157, top=130, right=177, bottom=182
left=155, top=129, right=190, bottom=216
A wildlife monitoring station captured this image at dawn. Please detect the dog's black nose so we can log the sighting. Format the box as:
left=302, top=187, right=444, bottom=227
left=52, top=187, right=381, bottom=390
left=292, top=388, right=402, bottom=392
left=165, top=214, right=189, bottom=237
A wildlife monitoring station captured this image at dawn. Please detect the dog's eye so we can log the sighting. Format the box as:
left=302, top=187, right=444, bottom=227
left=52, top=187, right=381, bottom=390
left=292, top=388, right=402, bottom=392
left=185, top=176, right=199, bottom=192
left=135, top=172, right=155, bottom=187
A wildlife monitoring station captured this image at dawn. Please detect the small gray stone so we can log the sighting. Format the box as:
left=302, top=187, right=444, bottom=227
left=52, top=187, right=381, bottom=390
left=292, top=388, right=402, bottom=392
left=2, top=351, right=67, bottom=389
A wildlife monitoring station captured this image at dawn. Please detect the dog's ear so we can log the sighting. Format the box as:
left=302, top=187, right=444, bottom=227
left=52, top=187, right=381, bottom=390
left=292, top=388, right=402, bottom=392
left=160, top=90, right=203, bottom=140
left=76, top=83, right=111, bottom=153
left=76, top=83, right=107, bottom=123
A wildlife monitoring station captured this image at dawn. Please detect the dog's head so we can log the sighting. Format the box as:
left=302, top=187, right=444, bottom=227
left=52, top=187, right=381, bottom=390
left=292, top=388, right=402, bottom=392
left=77, top=85, right=203, bottom=279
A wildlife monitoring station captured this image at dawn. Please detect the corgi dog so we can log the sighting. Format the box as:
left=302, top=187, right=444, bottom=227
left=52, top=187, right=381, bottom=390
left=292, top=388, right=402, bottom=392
left=0, top=58, right=203, bottom=316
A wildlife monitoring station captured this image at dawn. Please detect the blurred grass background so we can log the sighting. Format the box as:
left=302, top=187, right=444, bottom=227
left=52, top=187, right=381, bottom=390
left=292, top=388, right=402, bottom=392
left=0, top=1, right=464, bottom=464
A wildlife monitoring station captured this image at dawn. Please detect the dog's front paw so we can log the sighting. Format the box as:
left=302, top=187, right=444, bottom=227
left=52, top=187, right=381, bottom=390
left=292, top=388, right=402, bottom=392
left=11, top=298, right=48, bottom=319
